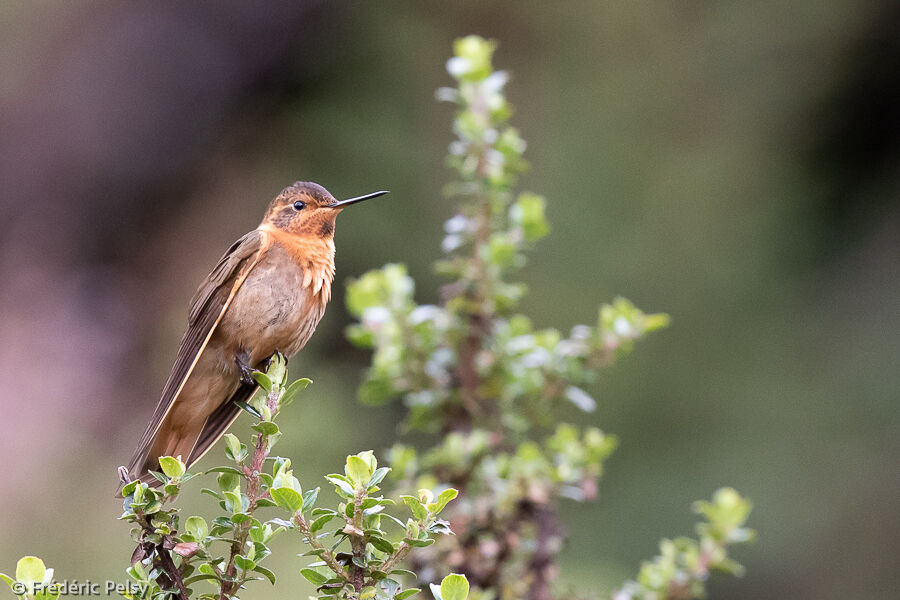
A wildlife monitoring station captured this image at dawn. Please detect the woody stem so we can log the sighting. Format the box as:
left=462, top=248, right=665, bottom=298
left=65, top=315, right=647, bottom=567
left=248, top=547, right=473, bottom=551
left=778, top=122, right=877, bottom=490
left=219, top=386, right=278, bottom=600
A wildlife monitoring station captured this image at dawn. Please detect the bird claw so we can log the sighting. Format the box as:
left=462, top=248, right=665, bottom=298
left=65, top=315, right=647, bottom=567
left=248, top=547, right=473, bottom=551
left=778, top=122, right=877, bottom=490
left=117, top=465, right=131, bottom=484
left=235, top=356, right=255, bottom=385
left=236, top=351, right=284, bottom=385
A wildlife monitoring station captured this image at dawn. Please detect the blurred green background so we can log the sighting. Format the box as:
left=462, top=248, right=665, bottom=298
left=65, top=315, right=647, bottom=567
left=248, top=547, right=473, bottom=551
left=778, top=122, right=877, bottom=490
left=1, top=2, right=898, bottom=599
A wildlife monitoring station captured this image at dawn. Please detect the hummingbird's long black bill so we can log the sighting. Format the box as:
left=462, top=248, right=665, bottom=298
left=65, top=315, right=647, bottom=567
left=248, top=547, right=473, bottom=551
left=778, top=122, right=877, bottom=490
left=329, top=190, right=389, bottom=208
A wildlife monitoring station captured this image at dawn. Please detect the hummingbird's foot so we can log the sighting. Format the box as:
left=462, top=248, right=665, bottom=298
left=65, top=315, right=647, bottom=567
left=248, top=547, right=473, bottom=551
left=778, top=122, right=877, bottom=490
left=258, top=351, right=283, bottom=373
left=235, top=355, right=255, bottom=385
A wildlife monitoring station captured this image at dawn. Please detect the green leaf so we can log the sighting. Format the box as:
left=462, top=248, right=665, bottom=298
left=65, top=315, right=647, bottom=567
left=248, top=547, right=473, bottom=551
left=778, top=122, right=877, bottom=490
left=396, top=589, right=421, bottom=600
left=644, top=312, right=671, bottom=332
left=251, top=565, right=276, bottom=585
left=43, top=587, right=61, bottom=600
left=270, top=487, right=303, bottom=514
left=345, top=455, right=373, bottom=487
left=450, top=35, right=496, bottom=81
left=251, top=371, right=273, bottom=391
left=272, top=473, right=302, bottom=494
left=234, top=400, right=261, bottom=419
left=267, top=352, right=288, bottom=386
left=300, top=569, right=328, bottom=586
left=252, top=421, right=279, bottom=436
left=367, top=467, right=391, bottom=489
left=217, top=472, right=240, bottom=492
left=368, top=536, right=395, bottom=554
left=16, top=557, right=46, bottom=585
left=325, top=475, right=355, bottom=497
left=400, top=496, right=428, bottom=521
left=182, top=573, right=219, bottom=586
left=200, top=488, right=223, bottom=500
left=184, top=516, right=208, bottom=540
left=268, top=517, right=294, bottom=529
left=158, top=456, right=185, bottom=479
left=390, top=569, right=417, bottom=578
left=403, top=537, right=435, bottom=548
left=223, top=433, right=242, bottom=461
left=715, top=557, right=746, bottom=576
left=440, top=574, right=469, bottom=600
left=378, top=579, right=400, bottom=596
left=510, top=192, right=550, bottom=241
left=427, top=489, right=458, bottom=515
left=382, top=514, right=407, bottom=529
left=310, top=514, right=336, bottom=533
left=302, top=487, right=320, bottom=512
left=120, top=481, right=138, bottom=497
left=282, top=378, right=312, bottom=407
left=205, top=466, right=245, bottom=476
left=427, top=520, right=452, bottom=536
left=430, top=583, right=442, bottom=600
left=233, top=555, right=255, bottom=571
left=360, top=586, right=376, bottom=599
left=224, top=490, right=243, bottom=513
left=249, top=526, right=265, bottom=543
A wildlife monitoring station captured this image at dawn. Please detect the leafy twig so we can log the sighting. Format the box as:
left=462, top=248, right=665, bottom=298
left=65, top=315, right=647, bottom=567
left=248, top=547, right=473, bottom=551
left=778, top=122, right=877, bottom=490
left=219, top=383, right=279, bottom=600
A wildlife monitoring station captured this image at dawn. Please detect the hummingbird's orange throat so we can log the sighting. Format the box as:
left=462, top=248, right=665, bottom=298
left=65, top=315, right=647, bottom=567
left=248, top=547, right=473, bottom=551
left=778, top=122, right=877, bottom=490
left=257, top=223, right=336, bottom=300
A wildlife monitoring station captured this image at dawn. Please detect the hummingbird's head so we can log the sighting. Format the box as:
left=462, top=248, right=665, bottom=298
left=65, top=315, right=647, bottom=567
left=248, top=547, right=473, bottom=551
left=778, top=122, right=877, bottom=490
left=261, top=181, right=388, bottom=238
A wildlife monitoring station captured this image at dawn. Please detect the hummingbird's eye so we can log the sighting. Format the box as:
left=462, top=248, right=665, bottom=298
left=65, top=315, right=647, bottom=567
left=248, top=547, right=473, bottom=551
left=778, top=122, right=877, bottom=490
left=292, top=200, right=306, bottom=211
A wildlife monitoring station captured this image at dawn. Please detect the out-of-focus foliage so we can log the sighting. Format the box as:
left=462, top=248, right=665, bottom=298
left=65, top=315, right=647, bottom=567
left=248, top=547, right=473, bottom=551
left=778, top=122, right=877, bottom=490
left=615, top=488, right=754, bottom=600
left=346, top=37, right=669, bottom=433
left=346, top=36, right=746, bottom=600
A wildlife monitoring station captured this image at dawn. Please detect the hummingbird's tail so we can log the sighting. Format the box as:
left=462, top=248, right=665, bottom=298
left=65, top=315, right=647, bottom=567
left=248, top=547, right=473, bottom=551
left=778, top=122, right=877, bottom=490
left=119, top=381, right=256, bottom=496
left=187, top=383, right=254, bottom=465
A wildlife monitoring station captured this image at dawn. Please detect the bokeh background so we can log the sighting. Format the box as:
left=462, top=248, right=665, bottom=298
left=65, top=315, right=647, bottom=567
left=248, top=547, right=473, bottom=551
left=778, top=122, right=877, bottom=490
left=1, top=2, right=898, bottom=598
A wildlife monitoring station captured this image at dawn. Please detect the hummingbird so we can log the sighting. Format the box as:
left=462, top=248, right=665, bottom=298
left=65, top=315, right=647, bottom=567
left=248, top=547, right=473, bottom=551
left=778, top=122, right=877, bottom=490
left=122, top=181, right=387, bottom=487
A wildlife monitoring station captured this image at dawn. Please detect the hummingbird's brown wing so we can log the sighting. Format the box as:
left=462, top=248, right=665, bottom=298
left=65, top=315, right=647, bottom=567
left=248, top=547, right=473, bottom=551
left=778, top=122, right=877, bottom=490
left=125, top=230, right=265, bottom=482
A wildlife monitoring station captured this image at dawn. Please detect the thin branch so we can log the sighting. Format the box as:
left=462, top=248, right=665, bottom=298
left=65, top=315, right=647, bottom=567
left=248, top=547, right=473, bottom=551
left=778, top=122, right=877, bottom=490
left=368, top=541, right=410, bottom=587
left=348, top=487, right=367, bottom=591
left=523, top=502, right=560, bottom=600
left=451, top=85, right=496, bottom=428
left=134, top=509, right=189, bottom=600
left=294, top=513, right=348, bottom=580
left=156, top=541, right=190, bottom=600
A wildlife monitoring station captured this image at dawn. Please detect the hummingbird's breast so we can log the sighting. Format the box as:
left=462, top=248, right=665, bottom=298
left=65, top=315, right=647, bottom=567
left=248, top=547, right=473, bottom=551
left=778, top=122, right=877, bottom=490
left=216, top=231, right=335, bottom=364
